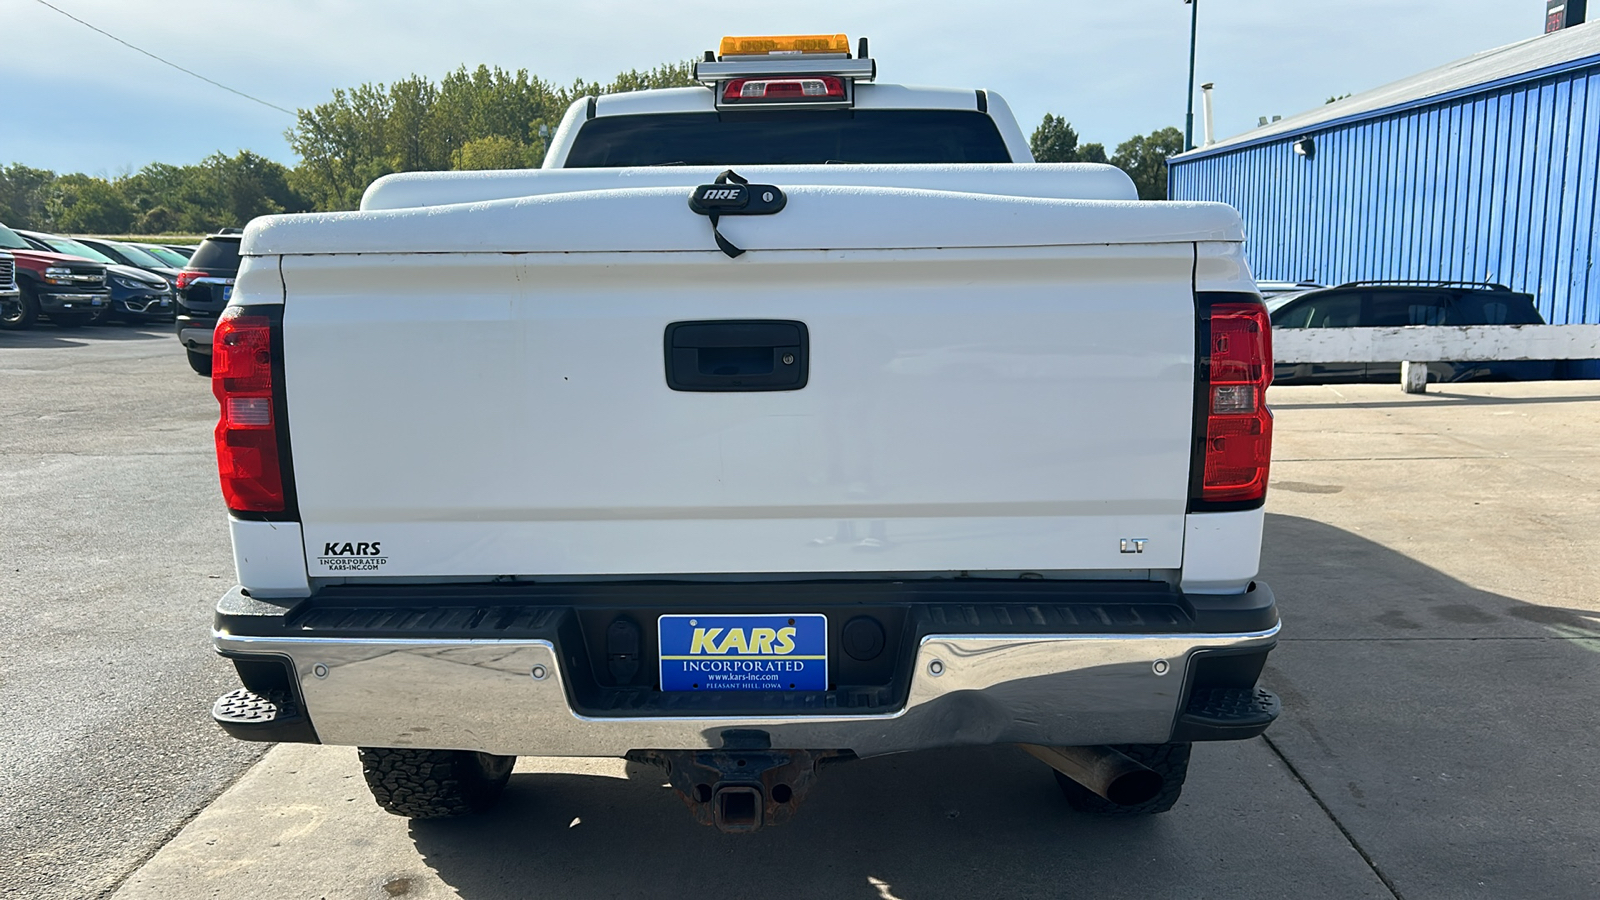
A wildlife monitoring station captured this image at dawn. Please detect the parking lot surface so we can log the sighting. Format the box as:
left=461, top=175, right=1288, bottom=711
left=0, top=326, right=264, bottom=900
left=6, top=327, right=1599, bottom=898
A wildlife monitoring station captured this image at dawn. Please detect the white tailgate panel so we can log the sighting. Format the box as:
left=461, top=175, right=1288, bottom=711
left=282, top=246, right=1196, bottom=577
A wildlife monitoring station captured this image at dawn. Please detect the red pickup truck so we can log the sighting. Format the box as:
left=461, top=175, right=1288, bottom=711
left=0, top=220, right=110, bottom=329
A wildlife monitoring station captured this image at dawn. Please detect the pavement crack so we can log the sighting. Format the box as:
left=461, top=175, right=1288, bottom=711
left=1261, top=733, right=1406, bottom=900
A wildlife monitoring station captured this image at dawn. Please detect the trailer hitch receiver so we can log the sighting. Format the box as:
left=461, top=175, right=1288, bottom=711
left=628, top=744, right=852, bottom=833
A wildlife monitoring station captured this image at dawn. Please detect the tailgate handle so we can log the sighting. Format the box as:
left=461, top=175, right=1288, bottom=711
left=664, top=320, right=809, bottom=392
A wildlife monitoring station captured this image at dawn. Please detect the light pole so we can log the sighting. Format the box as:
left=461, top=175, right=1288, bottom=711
left=1184, top=0, right=1199, bottom=151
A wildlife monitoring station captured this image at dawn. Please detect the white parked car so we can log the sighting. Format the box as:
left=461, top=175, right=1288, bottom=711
left=206, top=33, right=1281, bottom=832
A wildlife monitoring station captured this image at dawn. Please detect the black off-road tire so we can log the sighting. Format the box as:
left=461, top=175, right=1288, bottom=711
left=1, top=285, right=40, bottom=330
left=357, top=747, right=516, bottom=819
left=1053, top=743, right=1192, bottom=816
left=186, top=348, right=212, bottom=377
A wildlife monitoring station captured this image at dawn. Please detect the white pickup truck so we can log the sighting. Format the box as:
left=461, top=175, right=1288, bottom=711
left=209, top=35, right=1281, bottom=832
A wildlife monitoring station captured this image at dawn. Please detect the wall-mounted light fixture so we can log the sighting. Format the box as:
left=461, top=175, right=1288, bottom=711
left=1293, top=137, right=1317, bottom=160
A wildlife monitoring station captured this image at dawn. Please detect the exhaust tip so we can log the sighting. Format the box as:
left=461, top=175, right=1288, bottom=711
left=1104, top=769, right=1164, bottom=806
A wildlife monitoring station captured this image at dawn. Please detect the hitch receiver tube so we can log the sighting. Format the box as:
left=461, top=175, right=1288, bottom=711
left=628, top=747, right=852, bottom=833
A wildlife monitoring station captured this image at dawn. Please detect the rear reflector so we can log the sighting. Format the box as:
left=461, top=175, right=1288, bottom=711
left=212, top=308, right=285, bottom=512
left=1202, top=300, right=1273, bottom=504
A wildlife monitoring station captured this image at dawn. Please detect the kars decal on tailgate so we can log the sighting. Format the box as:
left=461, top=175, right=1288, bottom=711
left=317, top=541, right=387, bottom=572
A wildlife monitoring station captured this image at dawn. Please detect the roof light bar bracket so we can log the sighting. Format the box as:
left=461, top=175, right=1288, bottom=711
left=694, top=57, right=876, bottom=84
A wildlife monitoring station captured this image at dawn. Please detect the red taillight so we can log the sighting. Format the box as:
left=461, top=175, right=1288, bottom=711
left=1202, top=301, right=1274, bottom=504
left=212, top=308, right=284, bottom=512
left=722, top=76, right=846, bottom=103
left=176, top=270, right=203, bottom=291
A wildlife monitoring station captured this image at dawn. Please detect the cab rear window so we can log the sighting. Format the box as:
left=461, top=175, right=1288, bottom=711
left=565, top=110, right=1012, bottom=167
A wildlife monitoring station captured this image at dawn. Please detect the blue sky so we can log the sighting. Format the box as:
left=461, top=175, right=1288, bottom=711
left=0, top=0, right=1542, bottom=174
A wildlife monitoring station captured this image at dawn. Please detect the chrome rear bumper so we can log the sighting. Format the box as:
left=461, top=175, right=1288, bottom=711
left=214, top=624, right=1279, bottom=758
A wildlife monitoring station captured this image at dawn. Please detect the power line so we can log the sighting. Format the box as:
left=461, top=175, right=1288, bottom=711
left=29, top=0, right=296, bottom=116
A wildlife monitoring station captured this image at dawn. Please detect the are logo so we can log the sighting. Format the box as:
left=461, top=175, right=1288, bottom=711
left=317, top=540, right=387, bottom=572
left=695, top=185, right=749, bottom=210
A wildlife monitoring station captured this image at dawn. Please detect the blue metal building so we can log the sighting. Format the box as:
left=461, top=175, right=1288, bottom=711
left=1170, top=23, right=1600, bottom=334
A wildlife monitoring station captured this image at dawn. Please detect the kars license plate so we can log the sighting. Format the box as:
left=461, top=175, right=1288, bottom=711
left=658, top=614, right=827, bottom=692
left=221, top=285, right=234, bottom=302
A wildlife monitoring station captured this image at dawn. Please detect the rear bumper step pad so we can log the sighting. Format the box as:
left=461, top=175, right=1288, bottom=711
left=211, top=687, right=318, bottom=744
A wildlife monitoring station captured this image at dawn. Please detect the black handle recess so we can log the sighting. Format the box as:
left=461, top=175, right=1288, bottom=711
left=664, top=320, right=809, bottom=392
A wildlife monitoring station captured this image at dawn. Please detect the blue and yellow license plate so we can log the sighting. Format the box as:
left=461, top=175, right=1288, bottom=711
left=658, top=614, right=827, bottom=691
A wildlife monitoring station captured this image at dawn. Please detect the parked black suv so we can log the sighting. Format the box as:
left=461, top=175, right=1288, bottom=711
left=175, top=232, right=242, bottom=375
left=1267, top=281, right=1558, bottom=384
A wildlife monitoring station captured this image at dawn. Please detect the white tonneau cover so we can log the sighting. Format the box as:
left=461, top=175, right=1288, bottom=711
left=359, top=164, right=1138, bottom=211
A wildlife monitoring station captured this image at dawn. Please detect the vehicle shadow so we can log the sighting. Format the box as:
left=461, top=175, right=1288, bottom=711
left=399, top=514, right=1600, bottom=899
left=405, top=745, right=1271, bottom=899
left=0, top=324, right=169, bottom=349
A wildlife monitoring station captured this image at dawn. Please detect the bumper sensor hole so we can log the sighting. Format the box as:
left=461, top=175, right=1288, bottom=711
left=771, top=783, right=794, bottom=804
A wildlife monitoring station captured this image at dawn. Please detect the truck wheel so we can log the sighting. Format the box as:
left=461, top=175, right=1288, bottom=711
left=1, top=286, right=40, bottom=330
left=186, top=349, right=213, bottom=376
left=357, top=747, right=516, bottom=818
left=1053, top=743, right=1191, bottom=816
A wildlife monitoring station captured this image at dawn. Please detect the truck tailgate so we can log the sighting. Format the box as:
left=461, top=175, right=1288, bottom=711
left=267, top=187, right=1214, bottom=579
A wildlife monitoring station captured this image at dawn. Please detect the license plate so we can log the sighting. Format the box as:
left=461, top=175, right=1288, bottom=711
left=658, top=614, right=827, bottom=692
left=221, top=285, right=233, bottom=302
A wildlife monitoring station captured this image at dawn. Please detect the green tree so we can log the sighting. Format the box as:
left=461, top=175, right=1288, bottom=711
left=1030, top=114, right=1082, bottom=162
left=285, top=60, right=699, bottom=211
left=285, top=83, right=398, bottom=211
left=451, top=135, right=542, bottom=171
left=1030, top=115, right=1109, bottom=164
left=0, top=164, right=58, bottom=228
left=1111, top=126, right=1185, bottom=200
left=49, top=174, right=135, bottom=233
left=2, top=58, right=708, bottom=230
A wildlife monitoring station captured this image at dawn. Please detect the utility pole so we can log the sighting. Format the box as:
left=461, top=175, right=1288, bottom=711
left=1185, top=0, right=1199, bottom=151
